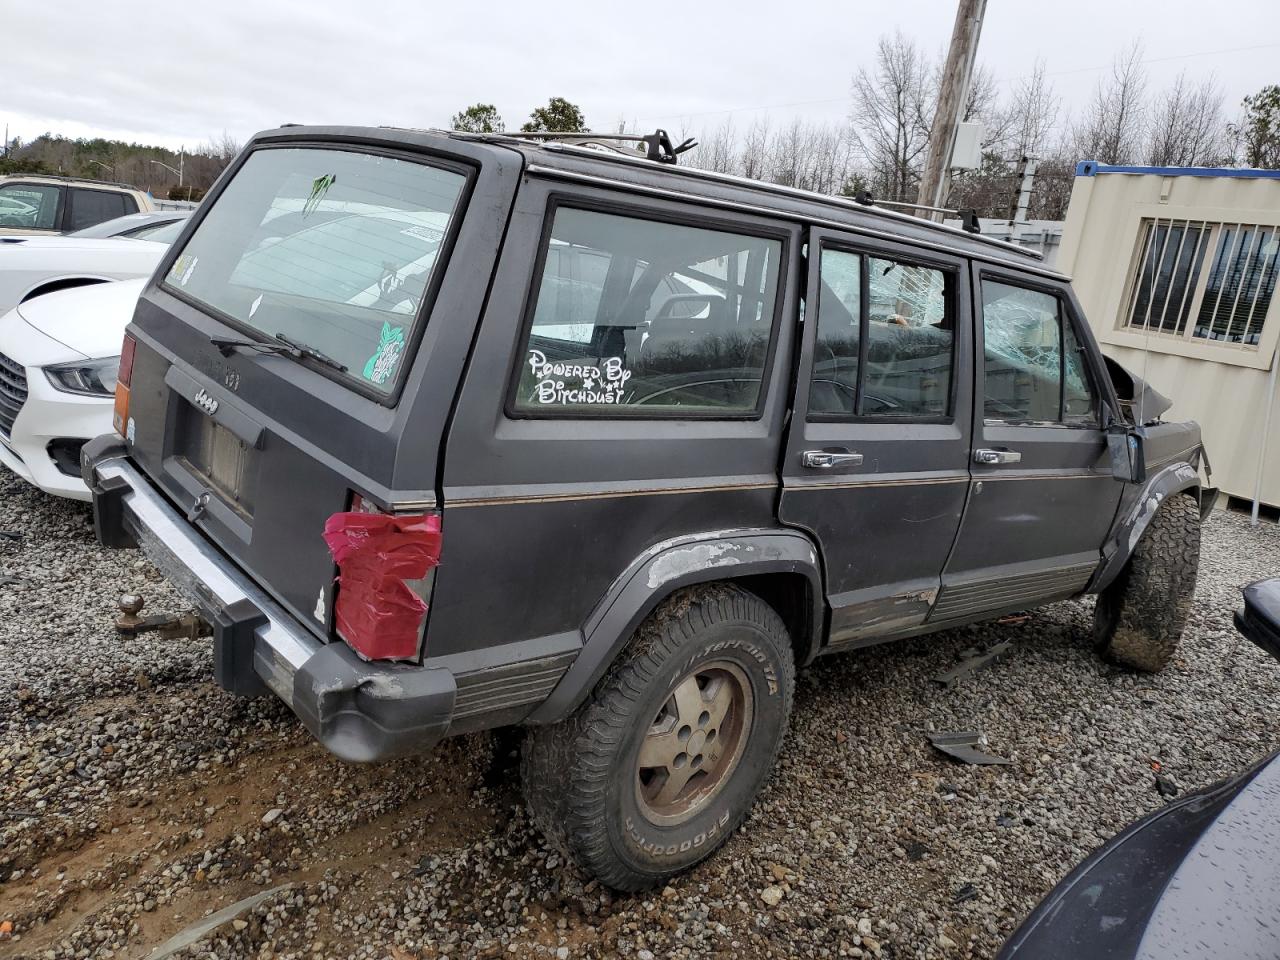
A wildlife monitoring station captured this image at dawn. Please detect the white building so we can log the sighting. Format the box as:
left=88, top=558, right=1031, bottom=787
left=1059, top=162, right=1280, bottom=510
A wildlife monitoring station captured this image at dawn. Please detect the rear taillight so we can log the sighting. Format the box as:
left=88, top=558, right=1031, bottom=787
left=113, top=334, right=137, bottom=438
left=322, top=496, right=442, bottom=661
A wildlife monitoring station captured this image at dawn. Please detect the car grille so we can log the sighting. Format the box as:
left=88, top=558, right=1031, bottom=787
left=0, top=351, right=28, bottom=439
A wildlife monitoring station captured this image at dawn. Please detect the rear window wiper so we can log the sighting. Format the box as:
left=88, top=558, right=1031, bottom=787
left=210, top=335, right=294, bottom=358
left=273, top=332, right=348, bottom=373
left=209, top=332, right=348, bottom=373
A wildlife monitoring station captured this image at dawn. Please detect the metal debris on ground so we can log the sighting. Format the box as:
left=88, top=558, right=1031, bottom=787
left=953, top=883, right=979, bottom=904
left=995, top=613, right=1031, bottom=625
left=928, top=731, right=1012, bottom=766
left=932, top=641, right=1013, bottom=688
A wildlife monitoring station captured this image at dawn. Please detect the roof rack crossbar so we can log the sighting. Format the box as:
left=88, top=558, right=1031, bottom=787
left=475, top=128, right=697, bottom=164
left=538, top=141, right=1043, bottom=261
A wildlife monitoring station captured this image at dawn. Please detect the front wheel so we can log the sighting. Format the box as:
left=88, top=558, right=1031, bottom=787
left=521, top=584, right=795, bottom=891
left=1094, top=493, right=1201, bottom=672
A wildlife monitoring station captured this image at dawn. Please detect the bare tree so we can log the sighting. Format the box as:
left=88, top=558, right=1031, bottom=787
left=1006, top=60, right=1061, bottom=158
left=1071, top=41, right=1148, bottom=163
left=694, top=118, right=738, bottom=174
left=1146, top=71, right=1227, bottom=165
left=805, top=124, right=855, bottom=194
left=739, top=117, right=773, bottom=181
left=769, top=117, right=810, bottom=188
left=850, top=31, right=935, bottom=201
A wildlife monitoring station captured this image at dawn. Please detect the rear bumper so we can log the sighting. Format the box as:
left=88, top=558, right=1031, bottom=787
left=82, top=436, right=456, bottom=762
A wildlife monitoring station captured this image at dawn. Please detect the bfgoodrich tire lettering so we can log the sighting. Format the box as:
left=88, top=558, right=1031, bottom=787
left=521, top=584, right=795, bottom=891
left=1094, top=493, right=1201, bottom=672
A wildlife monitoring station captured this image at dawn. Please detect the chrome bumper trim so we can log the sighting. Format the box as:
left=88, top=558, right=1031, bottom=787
left=92, top=455, right=318, bottom=706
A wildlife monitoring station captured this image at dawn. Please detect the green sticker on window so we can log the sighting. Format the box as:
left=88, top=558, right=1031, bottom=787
left=303, top=173, right=336, bottom=216
left=363, top=322, right=406, bottom=385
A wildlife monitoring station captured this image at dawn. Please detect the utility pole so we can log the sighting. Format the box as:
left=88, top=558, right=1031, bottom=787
left=916, top=0, right=987, bottom=220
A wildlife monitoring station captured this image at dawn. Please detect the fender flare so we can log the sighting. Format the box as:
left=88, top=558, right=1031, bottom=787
left=1090, top=460, right=1201, bottom=593
left=524, top=528, right=824, bottom=725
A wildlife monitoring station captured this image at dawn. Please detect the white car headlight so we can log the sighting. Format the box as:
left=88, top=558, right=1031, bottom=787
left=44, top=356, right=121, bottom=397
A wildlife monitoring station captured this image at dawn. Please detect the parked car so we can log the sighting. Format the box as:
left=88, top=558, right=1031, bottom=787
left=67, top=209, right=192, bottom=239
left=0, top=278, right=141, bottom=500
left=0, top=217, right=183, bottom=315
left=998, top=577, right=1280, bottom=960
left=83, top=125, right=1212, bottom=891
left=0, top=174, right=184, bottom=237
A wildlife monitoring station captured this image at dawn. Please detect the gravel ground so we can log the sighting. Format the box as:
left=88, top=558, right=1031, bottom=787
left=2, top=474, right=1280, bottom=960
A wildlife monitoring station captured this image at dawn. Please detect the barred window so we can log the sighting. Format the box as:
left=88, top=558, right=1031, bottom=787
left=1125, top=218, right=1280, bottom=347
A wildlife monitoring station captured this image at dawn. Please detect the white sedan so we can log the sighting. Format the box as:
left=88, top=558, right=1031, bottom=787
left=0, top=218, right=182, bottom=315
left=0, top=278, right=142, bottom=500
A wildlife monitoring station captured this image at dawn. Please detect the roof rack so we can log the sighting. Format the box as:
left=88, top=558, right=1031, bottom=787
left=455, top=128, right=698, bottom=164
left=440, top=126, right=1044, bottom=262
left=535, top=140, right=1046, bottom=262
left=850, top=193, right=983, bottom=235
left=0, top=171, right=139, bottom=191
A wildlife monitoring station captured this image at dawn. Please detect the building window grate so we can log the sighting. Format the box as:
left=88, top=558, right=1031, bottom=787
left=1124, top=218, right=1280, bottom=348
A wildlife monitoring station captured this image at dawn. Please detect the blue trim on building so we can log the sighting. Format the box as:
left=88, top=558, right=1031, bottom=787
left=1075, top=160, right=1280, bottom=179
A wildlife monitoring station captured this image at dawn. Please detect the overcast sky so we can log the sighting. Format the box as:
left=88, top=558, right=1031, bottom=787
left=3, top=0, right=1276, bottom=153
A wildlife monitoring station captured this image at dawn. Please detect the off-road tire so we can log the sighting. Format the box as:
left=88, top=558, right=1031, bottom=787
left=521, top=584, right=795, bottom=891
left=1094, top=493, right=1201, bottom=672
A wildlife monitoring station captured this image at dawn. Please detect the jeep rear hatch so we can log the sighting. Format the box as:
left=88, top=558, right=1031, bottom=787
left=114, top=133, right=512, bottom=662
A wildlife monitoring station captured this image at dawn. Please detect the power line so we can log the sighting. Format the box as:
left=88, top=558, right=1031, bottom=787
left=633, top=40, right=1280, bottom=126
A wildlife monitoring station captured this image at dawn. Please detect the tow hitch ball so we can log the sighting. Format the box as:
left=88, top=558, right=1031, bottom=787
left=115, top=594, right=211, bottom=641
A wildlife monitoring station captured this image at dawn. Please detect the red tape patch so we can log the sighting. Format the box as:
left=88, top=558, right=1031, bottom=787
left=322, top=512, right=442, bottom=661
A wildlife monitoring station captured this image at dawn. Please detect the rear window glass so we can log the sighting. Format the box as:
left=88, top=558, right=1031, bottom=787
left=163, top=147, right=466, bottom=395
left=69, top=189, right=129, bottom=230
left=512, top=207, right=782, bottom=417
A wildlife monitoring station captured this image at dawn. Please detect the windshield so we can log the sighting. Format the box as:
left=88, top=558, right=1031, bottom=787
left=162, top=147, right=466, bottom=394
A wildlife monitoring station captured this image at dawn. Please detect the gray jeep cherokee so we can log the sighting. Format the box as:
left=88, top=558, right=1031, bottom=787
left=83, top=125, right=1210, bottom=891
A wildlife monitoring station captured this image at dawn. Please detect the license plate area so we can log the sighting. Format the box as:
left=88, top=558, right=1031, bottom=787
left=174, top=400, right=259, bottom=520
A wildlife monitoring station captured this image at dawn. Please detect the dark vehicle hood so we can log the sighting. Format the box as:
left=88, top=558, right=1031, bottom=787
left=1104, top=355, right=1173, bottom=424
left=999, top=751, right=1280, bottom=960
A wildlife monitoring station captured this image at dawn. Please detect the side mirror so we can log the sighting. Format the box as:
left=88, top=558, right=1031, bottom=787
left=1106, top=422, right=1146, bottom=483
left=1237, top=579, right=1280, bottom=662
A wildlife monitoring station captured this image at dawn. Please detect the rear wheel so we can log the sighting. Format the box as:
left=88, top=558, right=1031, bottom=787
left=1094, top=493, right=1201, bottom=672
left=521, top=584, right=795, bottom=891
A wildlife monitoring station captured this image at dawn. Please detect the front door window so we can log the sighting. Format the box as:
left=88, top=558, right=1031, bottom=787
left=982, top=280, right=1099, bottom=426
left=0, top=184, right=61, bottom=231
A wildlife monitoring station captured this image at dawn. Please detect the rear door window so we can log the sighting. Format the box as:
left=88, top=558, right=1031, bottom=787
left=163, top=147, right=468, bottom=396
left=511, top=206, right=782, bottom=416
left=809, top=245, right=954, bottom=419
left=0, top=183, right=61, bottom=230
left=69, top=189, right=130, bottom=230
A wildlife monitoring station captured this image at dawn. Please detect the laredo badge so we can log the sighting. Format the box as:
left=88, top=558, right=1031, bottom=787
left=363, top=322, right=406, bottom=385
